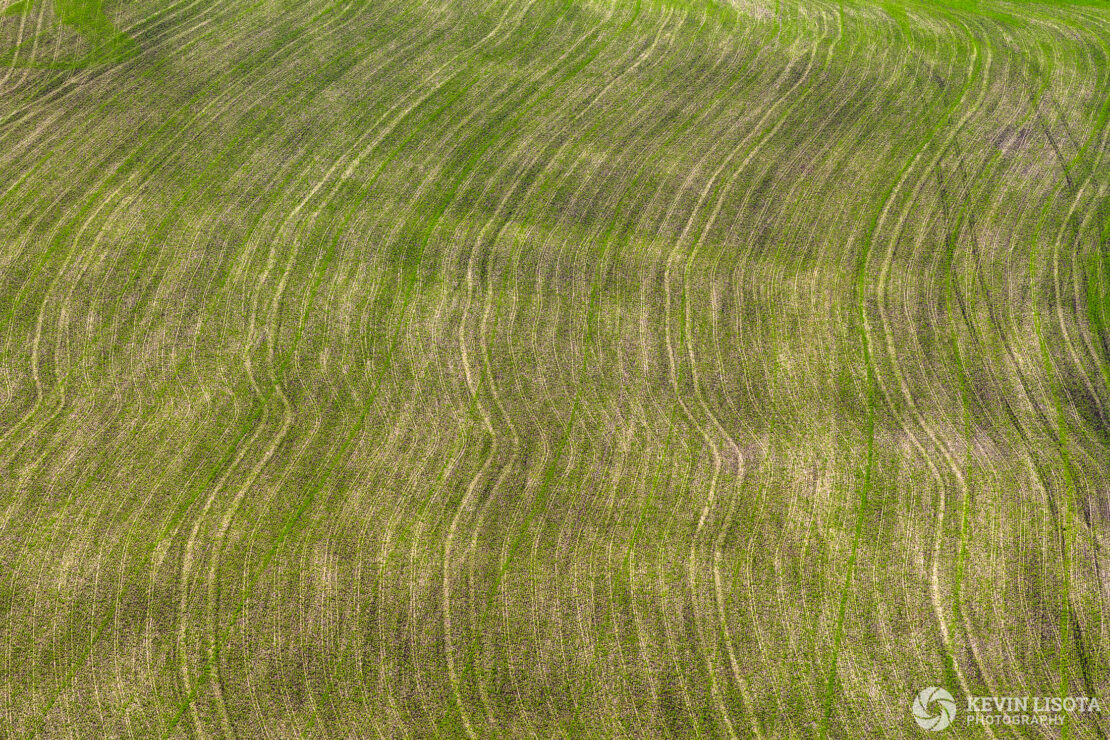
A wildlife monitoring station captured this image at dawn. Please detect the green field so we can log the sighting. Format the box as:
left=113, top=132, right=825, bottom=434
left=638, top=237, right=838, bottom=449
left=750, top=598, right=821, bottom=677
left=1, top=0, right=1109, bottom=735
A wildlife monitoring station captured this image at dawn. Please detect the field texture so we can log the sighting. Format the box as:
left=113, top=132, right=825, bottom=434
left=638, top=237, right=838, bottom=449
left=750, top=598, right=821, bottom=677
left=2, top=0, right=1109, bottom=736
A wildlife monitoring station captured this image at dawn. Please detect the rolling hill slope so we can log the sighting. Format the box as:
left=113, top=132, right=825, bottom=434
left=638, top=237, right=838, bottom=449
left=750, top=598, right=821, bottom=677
left=1, top=0, right=1109, bottom=735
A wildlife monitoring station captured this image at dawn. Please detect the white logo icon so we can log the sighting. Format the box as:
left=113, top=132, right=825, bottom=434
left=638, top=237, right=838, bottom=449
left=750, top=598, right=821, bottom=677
left=914, top=687, right=956, bottom=731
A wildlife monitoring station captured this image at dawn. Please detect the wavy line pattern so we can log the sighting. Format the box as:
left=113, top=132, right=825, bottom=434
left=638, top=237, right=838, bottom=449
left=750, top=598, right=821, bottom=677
left=2, top=0, right=1109, bottom=735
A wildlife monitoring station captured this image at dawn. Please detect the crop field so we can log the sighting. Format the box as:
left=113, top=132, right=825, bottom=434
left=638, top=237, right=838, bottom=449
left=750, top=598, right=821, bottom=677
left=1, top=0, right=1109, bottom=735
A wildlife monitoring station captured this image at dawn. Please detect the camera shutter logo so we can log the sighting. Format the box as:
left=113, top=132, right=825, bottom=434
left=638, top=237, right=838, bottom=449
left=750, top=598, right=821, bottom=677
left=913, top=687, right=956, bottom=731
